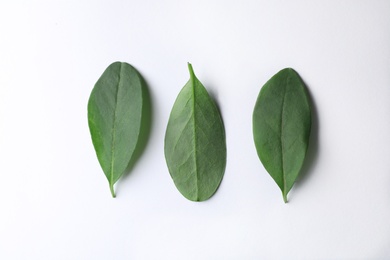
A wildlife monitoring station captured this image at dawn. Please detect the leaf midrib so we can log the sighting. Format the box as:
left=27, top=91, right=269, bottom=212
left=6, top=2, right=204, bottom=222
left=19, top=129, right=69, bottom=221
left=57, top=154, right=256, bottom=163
left=189, top=64, right=199, bottom=201
left=109, top=63, right=123, bottom=197
left=280, top=72, right=290, bottom=202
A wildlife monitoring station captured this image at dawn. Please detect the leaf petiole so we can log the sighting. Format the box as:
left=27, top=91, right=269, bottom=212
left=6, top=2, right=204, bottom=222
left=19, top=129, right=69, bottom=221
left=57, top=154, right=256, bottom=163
left=110, top=183, right=116, bottom=198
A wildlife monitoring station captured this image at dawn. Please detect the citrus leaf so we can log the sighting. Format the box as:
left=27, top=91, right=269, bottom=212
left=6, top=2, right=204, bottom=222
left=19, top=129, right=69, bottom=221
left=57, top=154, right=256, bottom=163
left=253, top=68, right=311, bottom=203
left=88, top=62, right=143, bottom=197
left=164, top=63, right=226, bottom=202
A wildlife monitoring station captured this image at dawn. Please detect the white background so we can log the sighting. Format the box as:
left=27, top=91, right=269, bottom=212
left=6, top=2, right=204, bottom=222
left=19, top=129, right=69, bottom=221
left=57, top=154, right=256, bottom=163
left=1, top=0, right=390, bottom=259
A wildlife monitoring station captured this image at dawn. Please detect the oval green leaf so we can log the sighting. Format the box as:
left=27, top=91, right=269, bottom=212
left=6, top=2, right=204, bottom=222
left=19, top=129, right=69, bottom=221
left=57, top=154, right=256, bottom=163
left=253, top=68, right=311, bottom=203
left=88, top=62, right=143, bottom=197
left=164, top=63, right=226, bottom=202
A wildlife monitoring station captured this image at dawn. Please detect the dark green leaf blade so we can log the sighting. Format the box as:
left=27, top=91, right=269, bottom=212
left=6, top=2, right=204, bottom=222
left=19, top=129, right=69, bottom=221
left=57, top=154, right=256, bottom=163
left=164, top=63, right=226, bottom=202
left=88, top=62, right=143, bottom=197
left=253, top=68, right=311, bottom=203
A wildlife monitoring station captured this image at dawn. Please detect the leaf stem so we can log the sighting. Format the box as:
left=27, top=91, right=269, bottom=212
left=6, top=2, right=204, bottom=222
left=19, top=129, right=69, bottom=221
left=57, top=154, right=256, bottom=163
left=283, top=192, right=288, bottom=203
left=110, top=183, right=116, bottom=198
left=188, top=62, right=195, bottom=78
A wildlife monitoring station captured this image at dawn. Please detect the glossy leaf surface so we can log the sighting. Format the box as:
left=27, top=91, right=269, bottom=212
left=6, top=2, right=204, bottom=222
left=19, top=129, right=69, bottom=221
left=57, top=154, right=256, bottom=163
left=88, top=62, right=143, bottom=197
left=253, top=68, right=311, bottom=203
left=165, top=63, right=226, bottom=201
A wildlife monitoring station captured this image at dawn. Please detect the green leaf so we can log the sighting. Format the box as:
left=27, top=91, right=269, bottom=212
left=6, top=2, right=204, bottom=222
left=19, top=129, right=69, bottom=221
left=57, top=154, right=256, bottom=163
left=88, top=62, right=143, bottom=197
left=164, top=63, right=226, bottom=202
left=253, top=68, right=311, bottom=203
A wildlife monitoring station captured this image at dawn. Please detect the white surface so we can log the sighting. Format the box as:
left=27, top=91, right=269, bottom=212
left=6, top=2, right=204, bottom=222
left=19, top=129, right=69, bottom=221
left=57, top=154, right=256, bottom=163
left=1, top=0, right=390, bottom=259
